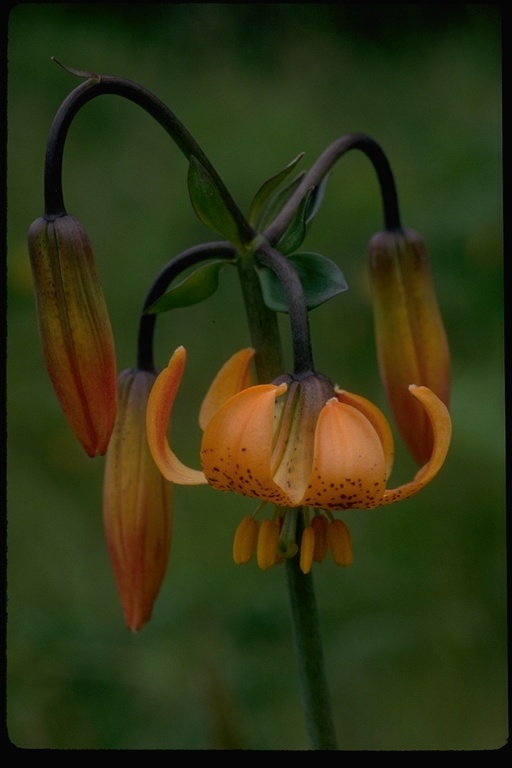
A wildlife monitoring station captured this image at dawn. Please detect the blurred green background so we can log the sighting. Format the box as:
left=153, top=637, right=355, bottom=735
left=7, top=3, right=505, bottom=751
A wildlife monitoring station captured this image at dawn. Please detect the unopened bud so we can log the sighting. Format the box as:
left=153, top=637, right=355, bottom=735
left=369, top=227, right=451, bottom=464
left=28, top=214, right=117, bottom=456
left=103, top=368, right=172, bottom=631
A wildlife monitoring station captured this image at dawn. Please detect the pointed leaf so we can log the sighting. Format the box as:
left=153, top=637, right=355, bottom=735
left=274, top=175, right=330, bottom=255
left=248, top=153, right=304, bottom=226
left=257, top=252, right=348, bottom=312
left=254, top=172, right=306, bottom=231
left=275, top=188, right=314, bottom=255
left=145, top=260, right=228, bottom=313
left=304, top=173, right=330, bottom=224
left=187, top=156, right=241, bottom=244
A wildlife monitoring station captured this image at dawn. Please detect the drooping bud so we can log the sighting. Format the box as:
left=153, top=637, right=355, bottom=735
left=28, top=214, right=117, bottom=456
left=103, top=368, right=172, bottom=632
left=369, top=227, right=451, bottom=465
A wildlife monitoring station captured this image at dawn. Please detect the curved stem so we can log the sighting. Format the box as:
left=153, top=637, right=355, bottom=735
left=137, top=241, right=236, bottom=371
left=256, top=243, right=314, bottom=377
left=43, top=74, right=255, bottom=244
left=264, top=132, right=401, bottom=244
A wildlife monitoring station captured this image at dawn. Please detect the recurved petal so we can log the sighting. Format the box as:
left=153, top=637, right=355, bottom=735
left=146, top=346, right=207, bottom=485
left=199, top=348, right=255, bottom=430
left=201, top=382, right=290, bottom=504
left=381, top=385, right=451, bottom=504
left=302, top=398, right=388, bottom=510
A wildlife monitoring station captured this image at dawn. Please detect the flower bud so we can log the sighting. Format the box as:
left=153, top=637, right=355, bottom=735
left=28, top=214, right=117, bottom=456
left=369, top=228, right=451, bottom=465
left=103, top=368, right=172, bottom=631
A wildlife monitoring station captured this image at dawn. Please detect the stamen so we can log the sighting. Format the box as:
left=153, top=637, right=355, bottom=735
left=299, top=526, right=315, bottom=574
left=311, top=514, right=329, bottom=562
left=257, top=518, right=281, bottom=570
left=327, top=519, right=353, bottom=567
left=233, top=515, right=259, bottom=565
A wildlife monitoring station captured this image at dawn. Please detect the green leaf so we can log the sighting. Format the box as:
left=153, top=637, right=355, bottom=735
left=187, top=156, right=241, bottom=244
left=275, top=188, right=313, bottom=255
left=248, top=153, right=304, bottom=226
left=304, top=173, right=329, bottom=224
left=254, top=172, right=306, bottom=231
left=257, top=252, right=348, bottom=313
left=145, top=260, right=228, bottom=313
left=274, top=175, right=330, bottom=255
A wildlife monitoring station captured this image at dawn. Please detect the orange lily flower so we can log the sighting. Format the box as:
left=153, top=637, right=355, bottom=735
left=146, top=347, right=451, bottom=571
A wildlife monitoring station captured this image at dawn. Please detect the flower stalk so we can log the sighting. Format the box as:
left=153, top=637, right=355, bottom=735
left=234, top=240, right=339, bottom=750
left=286, top=536, right=338, bottom=750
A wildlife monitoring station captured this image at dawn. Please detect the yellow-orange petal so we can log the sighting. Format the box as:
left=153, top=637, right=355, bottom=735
left=199, top=348, right=255, bottom=430
left=146, top=346, right=207, bottom=485
left=381, top=385, right=451, bottom=504
left=201, top=382, right=290, bottom=504
left=335, top=388, right=395, bottom=480
left=302, top=398, right=387, bottom=510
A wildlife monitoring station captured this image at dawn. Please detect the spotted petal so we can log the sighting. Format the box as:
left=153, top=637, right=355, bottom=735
left=303, top=398, right=388, bottom=509
left=201, top=382, right=289, bottom=504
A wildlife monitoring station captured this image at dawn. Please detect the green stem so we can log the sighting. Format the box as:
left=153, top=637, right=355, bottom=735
left=285, top=551, right=338, bottom=750
left=256, top=242, right=314, bottom=377
left=236, top=254, right=283, bottom=384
